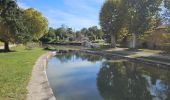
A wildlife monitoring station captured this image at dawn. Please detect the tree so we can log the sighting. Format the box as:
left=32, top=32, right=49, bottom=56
left=126, top=0, right=162, bottom=48
left=55, top=25, right=67, bottom=40
left=88, top=26, right=98, bottom=41
left=23, top=8, right=48, bottom=40
left=80, top=28, right=89, bottom=37
left=40, top=27, right=55, bottom=43
left=97, top=29, right=104, bottom=40
left=163, top=0, right=170, bottom=24
left=0, top=0, right=28, bottom=51
left=100, top=0, right=127, bottom=47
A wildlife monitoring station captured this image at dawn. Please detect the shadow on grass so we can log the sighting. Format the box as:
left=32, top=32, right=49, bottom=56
left=0, top=49, right=16, bottom=53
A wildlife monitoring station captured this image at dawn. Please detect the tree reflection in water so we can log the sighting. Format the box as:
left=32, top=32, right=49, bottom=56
left=56, top=52, right=104, bottom=63
left=97, top=60, right=170, bottom=100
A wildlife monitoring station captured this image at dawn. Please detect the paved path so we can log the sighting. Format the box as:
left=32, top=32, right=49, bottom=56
left=27, top=52, right=56, bottom=100
left=105, top=47, right=170, bottom=60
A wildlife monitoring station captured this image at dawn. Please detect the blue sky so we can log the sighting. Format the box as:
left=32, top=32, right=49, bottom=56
left=17, top=0, right=104, bottom=30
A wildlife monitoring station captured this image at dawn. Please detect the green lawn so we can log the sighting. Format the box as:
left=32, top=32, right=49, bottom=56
left=0, top=46, right=46, bottom=100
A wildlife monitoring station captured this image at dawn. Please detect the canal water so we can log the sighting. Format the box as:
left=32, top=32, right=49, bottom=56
left=47, top=52, right=170, bottom=100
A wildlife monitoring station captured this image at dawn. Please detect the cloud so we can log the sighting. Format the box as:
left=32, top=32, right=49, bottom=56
left=46, top=0, right=104, bottom=30
left=17, top=0, right=104, bottom=30
left=45, top=8, right=99, bottom=30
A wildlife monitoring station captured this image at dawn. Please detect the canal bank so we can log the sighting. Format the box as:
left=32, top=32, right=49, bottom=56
left=27, top=52, right=56, bottom=100
left=81, top=50, right=170, bottom=67
left=27, top=47, right=170, bottom=100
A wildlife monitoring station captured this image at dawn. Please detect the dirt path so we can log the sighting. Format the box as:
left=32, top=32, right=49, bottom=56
left=105, top=47, right=170, bottom=59
left=27, top=52, right=56, bottom=100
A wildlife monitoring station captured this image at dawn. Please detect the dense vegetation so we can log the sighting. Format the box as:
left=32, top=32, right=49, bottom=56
left=100, top=0, right=170, bottom=49
left=40, top=25, right=104, bottom=44
left=0, top=0, right=48, bottom=51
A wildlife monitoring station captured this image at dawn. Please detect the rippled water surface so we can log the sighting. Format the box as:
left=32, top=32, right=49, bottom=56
left=47, top=52, right=170, bottom=100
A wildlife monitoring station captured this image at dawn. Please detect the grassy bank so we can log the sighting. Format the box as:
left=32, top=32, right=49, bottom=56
left=0, top=46, right=46, bottom=100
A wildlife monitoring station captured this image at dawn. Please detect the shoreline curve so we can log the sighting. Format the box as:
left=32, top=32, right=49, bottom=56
left=27, top=52, right=56, bottom=100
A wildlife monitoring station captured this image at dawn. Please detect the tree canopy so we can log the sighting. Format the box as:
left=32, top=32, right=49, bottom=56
left=0, top=0, right=48, bottom=51
left=0, top=0, right=28, bottom=51
left=100, top=0, right=127, bottom=47
left=99, top=0, right=168, bottom=48
left=23, top=8, right=48, bottom=40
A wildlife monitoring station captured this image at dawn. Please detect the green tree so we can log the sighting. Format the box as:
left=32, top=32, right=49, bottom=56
left=100, top=0, right=127, bottom=47
left=55, top=25, right=67, bottom=40
left=80, top=28, right=89, bottom=37
left=88, top=26, right=98, bottom=41
left=23, top=8, right=48, bottom=40
left=126, top=0, right=162, bottom=48
left=40, top=27, right=56, bottom=43
left=0, top=0, right=28, bottom=51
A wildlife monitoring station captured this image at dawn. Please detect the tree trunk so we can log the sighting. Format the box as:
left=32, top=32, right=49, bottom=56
left=122, top=36, right=128, bottom=47
left=132, top=33, right=136, bottom=49
left=110, top=34, right=116, bottom=48
left=4, top=42, right=10, bottom=52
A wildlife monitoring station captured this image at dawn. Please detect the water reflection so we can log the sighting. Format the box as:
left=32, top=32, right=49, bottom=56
left=47, top=52, right=104, bottom=100
left=56, top=52, right=104, bottom=63
left=97, top=60, right=170, bottom=100
left=47, top=52, right=170, bottom=100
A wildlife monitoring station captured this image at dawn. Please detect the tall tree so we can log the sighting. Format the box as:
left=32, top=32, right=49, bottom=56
left=0, top=0, right=27, bottom=51
left=88, top=26, right=98, bottom=41
left=126, top=0, right=162, bottom=48
left=81, top=28, right=89, bottom=37
left=55, top=25, right=67, bottom=40
left=100, top=0, right=127, bottom=47
left=23, top=8, right=48, bottom=40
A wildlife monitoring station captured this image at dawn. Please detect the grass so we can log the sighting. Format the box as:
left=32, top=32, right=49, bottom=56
left=0, top=45, right=47, bottom=100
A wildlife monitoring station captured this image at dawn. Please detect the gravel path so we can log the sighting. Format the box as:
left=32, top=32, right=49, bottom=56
left=27, top=52, right=56, bottom=100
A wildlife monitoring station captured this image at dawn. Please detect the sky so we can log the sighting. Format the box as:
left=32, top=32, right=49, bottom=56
left=17, top=0, right=105, bottom=30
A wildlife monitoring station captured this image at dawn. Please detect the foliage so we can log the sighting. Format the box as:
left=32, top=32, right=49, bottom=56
left=0, top=0, right=30, bottom=51
left=81, top=26, right=104, bottom=41
left=40, top=25, right=104, bottom=43
left=0, top=1, right=48, bottom=51
left=126, top=0, right=163, bottom=48
left=23, top=8, right=48, bottom=40
left=100, top=0, right=127, bottom=47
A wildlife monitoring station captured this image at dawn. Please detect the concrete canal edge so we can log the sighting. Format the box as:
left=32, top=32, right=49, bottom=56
left=26, top=49, right=170, bottom=100
left=27, top=52, right=56, bottom=100
left=81, top=50, right=170, bottom=67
